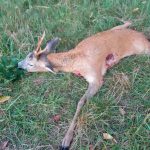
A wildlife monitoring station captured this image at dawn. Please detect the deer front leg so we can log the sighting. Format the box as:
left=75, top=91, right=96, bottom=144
left=60, top=76, right=103, bottom=150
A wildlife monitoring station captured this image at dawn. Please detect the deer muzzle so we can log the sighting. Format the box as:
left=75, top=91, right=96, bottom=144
left=18, top=60, right=27, bottom=70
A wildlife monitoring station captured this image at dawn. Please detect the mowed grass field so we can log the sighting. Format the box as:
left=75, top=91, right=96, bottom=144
left=0, top=0, right=150, bottom=149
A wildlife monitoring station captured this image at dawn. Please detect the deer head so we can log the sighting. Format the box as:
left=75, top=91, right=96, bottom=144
left=18, top=32, right=60, bottom=73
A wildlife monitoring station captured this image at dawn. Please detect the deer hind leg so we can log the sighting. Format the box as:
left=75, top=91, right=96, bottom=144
left=60, top=75, right=103, bottom=150
left=111, top=21, right=132, bottom=30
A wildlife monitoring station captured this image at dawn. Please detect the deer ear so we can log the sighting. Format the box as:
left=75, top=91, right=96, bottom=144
left=45, top=37, right=60, bottom=54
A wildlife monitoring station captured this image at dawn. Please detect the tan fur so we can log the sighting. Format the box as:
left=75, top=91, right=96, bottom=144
left=18, top=22, right=150, bottom=150
left=47, top=26, right=150, bottom=149
left=47, top=28, right=150, bottom=81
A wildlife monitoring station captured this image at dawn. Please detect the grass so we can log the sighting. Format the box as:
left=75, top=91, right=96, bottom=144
left=0, top=0, right=150, bottom=149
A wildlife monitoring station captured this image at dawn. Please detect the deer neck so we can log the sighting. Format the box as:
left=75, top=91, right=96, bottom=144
left=47, top=49, right=79, bottom=73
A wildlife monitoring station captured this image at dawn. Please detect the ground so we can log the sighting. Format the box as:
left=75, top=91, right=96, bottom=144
left=0, top=0, right=150, bottom=149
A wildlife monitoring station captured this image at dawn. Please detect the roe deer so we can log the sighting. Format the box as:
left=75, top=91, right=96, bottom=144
left=18, top=22, right=150, bottom=150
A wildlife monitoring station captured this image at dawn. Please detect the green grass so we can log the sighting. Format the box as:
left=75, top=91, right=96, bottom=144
left=0, top=0, right=150, bottom=149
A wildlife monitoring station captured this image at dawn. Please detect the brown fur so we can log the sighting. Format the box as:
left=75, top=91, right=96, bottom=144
left=47, top=28, right=150, bottom=80
left=46, top=27, right=150, bottom=149
left=18, top=22, right=150, bottom=149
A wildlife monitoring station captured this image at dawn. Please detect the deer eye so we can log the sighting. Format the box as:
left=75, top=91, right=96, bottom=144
left=27, top=63, right=33, bottom=66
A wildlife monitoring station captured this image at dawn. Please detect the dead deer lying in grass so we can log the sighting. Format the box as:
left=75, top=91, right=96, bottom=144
left=18, top=22, right=150, bottom=150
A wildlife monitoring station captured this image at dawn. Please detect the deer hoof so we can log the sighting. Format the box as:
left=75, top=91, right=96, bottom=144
left=59, top=146, right=69, bottom=150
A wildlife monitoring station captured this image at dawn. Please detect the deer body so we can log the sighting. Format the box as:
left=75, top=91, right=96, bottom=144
left=18, top=22, right=150, bottom=150
left=47, top=29, right=149, bottom=82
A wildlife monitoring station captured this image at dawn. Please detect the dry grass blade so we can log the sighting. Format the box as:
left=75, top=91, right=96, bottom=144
left=113, top=73, right=131, bottom=89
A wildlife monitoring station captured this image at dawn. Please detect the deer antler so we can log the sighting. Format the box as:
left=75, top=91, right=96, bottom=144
left=34, top=31, right=45, bottom=57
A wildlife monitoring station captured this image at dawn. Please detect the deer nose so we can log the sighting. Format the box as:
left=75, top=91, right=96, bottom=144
left=18, top=60, right=24, bottom=69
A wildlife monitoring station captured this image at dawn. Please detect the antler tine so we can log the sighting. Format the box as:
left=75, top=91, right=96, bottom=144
left=35, top=31, right=45, bottom=55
